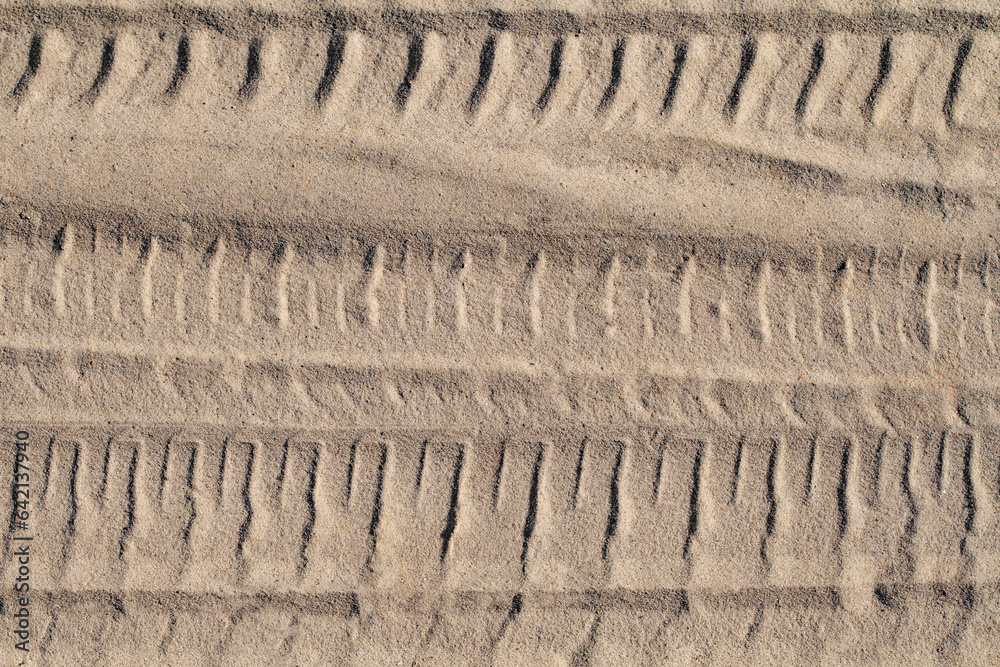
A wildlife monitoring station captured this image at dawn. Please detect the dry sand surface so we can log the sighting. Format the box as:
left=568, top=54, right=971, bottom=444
left=0, top=0, right=998, bottom=664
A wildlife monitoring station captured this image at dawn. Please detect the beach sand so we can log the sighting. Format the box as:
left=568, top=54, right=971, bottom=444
left=0, top=1, right=997, bottom=664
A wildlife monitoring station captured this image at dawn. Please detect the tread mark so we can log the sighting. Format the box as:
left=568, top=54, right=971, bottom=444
left=364, top=443, right=387, bottom=573
left=603, top=254, right=620, bottom=338
left=206, top=237, right=225, bottom=325
left=141, top=236, right=159, bottom=320
left=180, top=445, right=197, bottom=560
left=395, top=35, right=424, bottom=110
left=166, top=34, right=189, bottom=96
left=364, top=244, right=385, bottom=331
left=572, top=439, right=586, bottom=510
left=520, top=444, right=543, bottom=576
left=62, top=444, right=80, bottom=568
left=601, top=444, right=623, bottom=562
left=468, top=34, right=496, bottom=113
left=683, top=445, right=702, bottom=560
left=345, top=438, right=358, bottom=506
left=118, top=445, right=138, bottom=560
left=299, top=446, right=318, bottom=575
left=756, top=260, right=772, bottom=345
left=529, top=251, right=546, bottom=338
left=943, top=38, right=973, bottom=126
left=762, top=441, right=777, bottom=564
left=921, top=260, right=939, bottom=351
left=415, top=439, right=428, bottom=494
left=316, top=31, right=346, bottom=104
left=235, top=442, right=255, bottom=575
left=901, top=436, right=917, bottom=573
left=805, top=437, right=817, bottom=500
left=455, top=248, right=470, bottom=333
left=11, top=33, right=41, bottom=99
left=961, top=435, right=975, bottom=556
left=731, top=437, right=745, bottom=503
left=795, top=39, right=824, bottom=120
left=663, top=41, right=688, bottom=113
left=678, top=255, right=695, bottom=339
left=598, top=38, right=625, bottom=111
left=836, top=440, right=850, bottom=541
left=439, top=445, right=464, bottom=562
left=275, top=243, right=293, bottom=328
left=52, top=224, right=73, bottom=317
left=862, top=38, right=893, bottom=122
left=840, top=259, right=856, bottom=353
left=491, top=592, right=522, bottom=654
left=724, top=39, right=757, bottom=121
left=491, top=442, right=505, bottom=509
left=537, top=38, right=563, bottom=113
left=745, top=605, right=764, bottom=648
left=651, top=433, right=664, bottom=503
left=238, top=38, right=261, bottom=100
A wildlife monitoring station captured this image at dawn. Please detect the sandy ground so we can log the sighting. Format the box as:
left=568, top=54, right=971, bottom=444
left=0, top=1, right=998, bottom=665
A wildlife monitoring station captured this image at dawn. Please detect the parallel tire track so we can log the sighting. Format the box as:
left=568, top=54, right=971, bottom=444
left=0, top=8, right=998, bottom=227
left=0, top=585, right=998, bottom=665
left=2, top=427, right=997, bottom=594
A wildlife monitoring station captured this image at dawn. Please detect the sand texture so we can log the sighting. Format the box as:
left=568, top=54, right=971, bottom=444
left=0, top=2, right=998, bottom=665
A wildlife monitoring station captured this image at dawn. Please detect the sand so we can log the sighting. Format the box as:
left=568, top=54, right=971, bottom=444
left=0, top=1, right=997, bottom=664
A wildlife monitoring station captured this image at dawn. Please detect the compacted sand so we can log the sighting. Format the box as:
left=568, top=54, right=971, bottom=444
left=0, top=0, right=998, bottom=664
